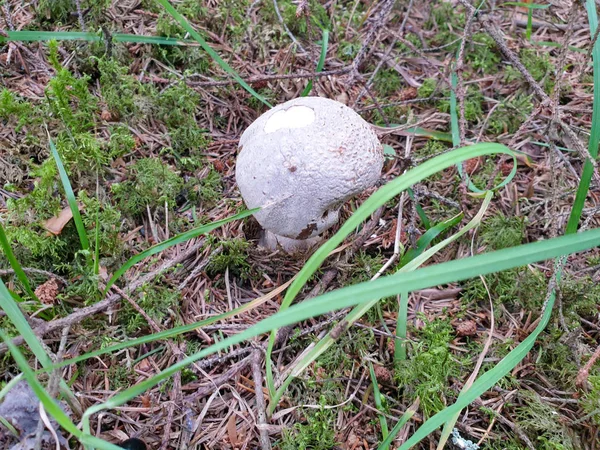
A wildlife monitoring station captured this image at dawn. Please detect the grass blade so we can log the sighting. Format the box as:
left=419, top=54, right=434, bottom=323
left=378, top=399, right=419, bottom=449
left=0, top=279, right=80, bottom=412
left=394, top=290, right=409, bottom=363
left=0, top=222, right=37, bottom=300
left=103, top=208, right=257, bottom=294
left=0, top=331, right=81, bottom=437
left=399, top=212, right=463, bottom=267
left=369, top=361, right=389, bottom=441
left=48, top=137, right=89, bottom=251
left=0, top=331, right=123, bottom=450
left=154, top=0, right=272, bottom=107
left=0, top=30, right=196, bottom=46
left=566, top=0, right=600, bottom=234
left=269, top=192, right=492, bottom=412
left=301, top=29, right=329, bottom=97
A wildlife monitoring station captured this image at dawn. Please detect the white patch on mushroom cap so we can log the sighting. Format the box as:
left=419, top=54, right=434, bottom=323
left=236, top=96, right=383, bottom=245
left=264, top=105, right=316, bottom=133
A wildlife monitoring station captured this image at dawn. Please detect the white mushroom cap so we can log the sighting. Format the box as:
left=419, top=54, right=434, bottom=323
left=236, top=96, right=383, bottom=250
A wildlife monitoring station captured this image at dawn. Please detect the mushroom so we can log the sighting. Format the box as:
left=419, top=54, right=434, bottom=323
left=235, top=96, right=383, bottom=252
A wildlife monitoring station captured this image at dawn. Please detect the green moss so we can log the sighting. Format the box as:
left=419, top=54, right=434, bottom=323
left=439, top=85, right=483, bottom=123
left=121, top=282, right=181, bottom=334
left=97, top=57, right=139, bottom=118
left=108, top=124, right=136, bottom=158
left=55, top=132, right=110, bottom=174
left=506, top=49, right=555, bottom=93
left=37, top=0, right=109, bottom=26
left=206, top=237, right=251, bottom=279
left=516, top=391, right=579, bottom=450
left=467, top=33, right=501, bottom=73
left=580, top=376, right=600, bottom=425
left=426, top=1, right=465, bottom=48
left=154, top=82, right=209, bottom=161
left=480, top=213, right=526, bottom=250
left=462, top=268, right=546, bottom=311
left=46, top=41, right=97, bottom=133
left=342, top=251, right=384, bottom=284
left=415, top=139, right=449, bottom=159
left=395, top=316, right=467, bottom=418
left=374, top=69, right=403, bottom=97
left=315, top=327, right=375, bottom=373
left=417, top=78, right=438, bottom=98
left=107, top=363, right=133, bottom=390
left=488, top=92, right=534, bottom=135
left=337, top=39, right=362, bottom=63
left=9, top=159, right=61, bottom=222
left=0, top=89, right=38, bottom=131
left=111, top=158, right=183, bottom=216
left=279, top=396, right=339, bottom=450
left=560, top=276, right=600, bottom=320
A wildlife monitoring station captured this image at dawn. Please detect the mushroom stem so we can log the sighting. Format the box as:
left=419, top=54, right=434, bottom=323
left=260, top=230, right=322, bottom=253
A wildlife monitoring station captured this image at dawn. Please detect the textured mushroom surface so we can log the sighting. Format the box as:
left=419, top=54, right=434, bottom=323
left=236, top=96, right=383, bottom=247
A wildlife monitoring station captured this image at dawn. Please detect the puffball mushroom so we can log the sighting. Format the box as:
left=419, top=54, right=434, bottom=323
left=236, top=96, right=383, bottom=252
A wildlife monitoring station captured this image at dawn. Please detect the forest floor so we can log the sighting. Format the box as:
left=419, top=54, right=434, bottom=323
left=1, top=0, right=600, bottom=449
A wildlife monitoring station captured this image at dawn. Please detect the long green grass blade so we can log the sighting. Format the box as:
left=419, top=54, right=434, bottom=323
left=0, top=30, right=196, bottom=46
left=0, top=279, right=79, bottom=408
left=103, top=208, right=257, bottom=294
left=0, top=280, right=52, bottom=368
left=49, top=138, right=89, bottom=251
left=369, top=361, right=389, bottom=440
left=154, top=0, right=272, bottom=107
left=81, top=227, right=600, bottom=425
left=399, top=212, right=463, bottom=267
left=378, top=402, right=417, bottom=449
left=1, top=330, right=123, bottom=450
left=301, top=29, right=329, bottom=96
left=0, top=223, right=37, bottom=300
left=394, top=290, right=409, bottom=363
left=566, top=0, right=600, bottom=233
left=0, top=330, right=81, bottom=437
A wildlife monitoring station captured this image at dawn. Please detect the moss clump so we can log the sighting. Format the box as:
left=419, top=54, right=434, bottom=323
left=206, top=237, right=251, bottom=279
left=97, top=57, right=140, bottom=119
left=516, top=391, right=579, bottom=450
left=154, top=82, right=209, bottom=162
left=374, top=68, right=403, bottom=97
left=488, top=92, right=534, bottom=135
left=467, top=33, right=501, bottom=73
left=439, top=85, right=483, bottom=123
left=462, top=267, right=545, bottom=311
left=279, top=396, right=339, bottom=450
left=47, top=41, right=97, bottom=134
left=111, top=158, right=183, bottom=216
left=342, top=251, right=384, bottom=284
left=395, top=316, right=467, bottom=418
left=107, top=124, right=136, bottom=159
left=417, top=78, right=438, bottom=99
left=506, top=49, right=555, bottom=93
left=480, top=213, right=526, bottom=250
left=121, top=282, right=181, bottom=334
